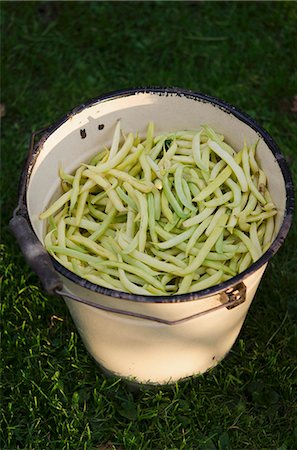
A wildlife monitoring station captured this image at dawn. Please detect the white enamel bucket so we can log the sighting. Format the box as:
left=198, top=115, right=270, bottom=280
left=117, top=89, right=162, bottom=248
left=11, top=87, right=294, bottom=385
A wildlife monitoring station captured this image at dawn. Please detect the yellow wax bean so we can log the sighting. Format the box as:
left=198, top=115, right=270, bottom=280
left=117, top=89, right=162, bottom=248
left=107, top=120, right=121, bottom=160
left=57, top=216, right=67, bottom=264
left=248, top=142, right=259, bottom=174
left=89, top=208, right=117, bottom=241
left=131, top=249, right=184, bottom=276
left=176, top=272, right=195, bottom=294
left=233, top=229, right=261, bottom=262
left=192, top=130, right=208, bottom=172
left=239, top=252, right=252, bottom=273
left=70, top=166, right=85, bottom=212
left=161, top=190, right=174, bottom=223
left=59, top=166, right=74, bottom=184
left=205, top=207, right=227, bottom=237
left=242, top=145, right=266, bottom=205
left=245, top=210, right=277, bottom=222
left=150, top=248, right=187, bottom=269
left=39, top=190, right=72, bottom=220
left=147, top=192, right=158, bottom=243
left=181, top=213, right=229, bottom=275
left=70, top=235, right=116, bottom=260
left=210, top=159, right=226, bottom=181
left=117, top=255, right=151, bottom=295
left=263, top=216, right=275, bottom=248
left=145, top=121, right=154, bottom=152
left=108, top=169, right=154, bottom=193
left=183, top=207, right=215, bottom=228
left=139, top=152, right=152, bottom=183
left=91, top=132, right=134, bottom=172
left=208, top=140, right=248, bottom=192
left=193, top=166, right=232, bottom=202
left=134, top=190, right=148, bottom=253
left=75, top=190, right=89, bottom=227
left=157, top=226, right=195, bottom=250
left=203, top=191, right=233, bottom=208
left=188, top=270, right=223, bottom=293
left=116, top=144, right=144, bottom=171
left=174, top=165, right=195, bottom=211
left=83, top=169, right=126, bottom=212
left=185, top=215, right=213, bottom=256
left=225, top=178, right=241, bottom=208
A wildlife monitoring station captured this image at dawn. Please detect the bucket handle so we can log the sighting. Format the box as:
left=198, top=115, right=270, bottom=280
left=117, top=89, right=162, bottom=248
left=9, top=127, right=63, bottom=295
left=9, top=214, right=63, bottom=294
left=55, top=282, right=246, bottom=325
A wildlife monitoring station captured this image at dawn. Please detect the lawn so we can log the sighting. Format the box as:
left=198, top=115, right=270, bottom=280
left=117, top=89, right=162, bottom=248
left=1, top=2, right=297, bottom=449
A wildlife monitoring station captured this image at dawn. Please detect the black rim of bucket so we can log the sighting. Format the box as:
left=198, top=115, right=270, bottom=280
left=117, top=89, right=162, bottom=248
left=24, top=86, right=295, bottom=303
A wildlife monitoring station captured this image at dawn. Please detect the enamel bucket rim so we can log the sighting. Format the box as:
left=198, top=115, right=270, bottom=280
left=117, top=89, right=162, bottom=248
left=25, top=86, right=294, bottom=304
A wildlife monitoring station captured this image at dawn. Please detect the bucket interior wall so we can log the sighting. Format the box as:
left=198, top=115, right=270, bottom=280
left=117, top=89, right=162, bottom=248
left=27, top=92, right=287, bottom=242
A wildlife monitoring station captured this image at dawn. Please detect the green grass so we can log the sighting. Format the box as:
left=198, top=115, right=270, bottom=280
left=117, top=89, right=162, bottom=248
left=1, top=2, right=297, bottom=449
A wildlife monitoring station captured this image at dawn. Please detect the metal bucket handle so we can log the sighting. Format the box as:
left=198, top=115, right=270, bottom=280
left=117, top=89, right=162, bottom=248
left=9, top=127, right=63, bottom=295
left=56, top=284, right=246, bottom=325
left=9, top=128, right=247, bottom=325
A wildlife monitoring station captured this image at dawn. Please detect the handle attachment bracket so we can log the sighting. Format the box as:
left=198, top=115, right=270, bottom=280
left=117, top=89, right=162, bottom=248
left=219, top=282, right=246, bottom=309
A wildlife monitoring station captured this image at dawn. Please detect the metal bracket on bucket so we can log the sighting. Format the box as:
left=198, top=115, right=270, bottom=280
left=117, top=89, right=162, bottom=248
left=219, top=282, right=246, bottom=309
left=55, top=281, right=247, bottom=326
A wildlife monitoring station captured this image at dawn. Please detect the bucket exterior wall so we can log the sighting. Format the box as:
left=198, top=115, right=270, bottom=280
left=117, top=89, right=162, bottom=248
left=62, top=265, right=266, bottom=384
left=22, top=88, right=294, bottom=384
